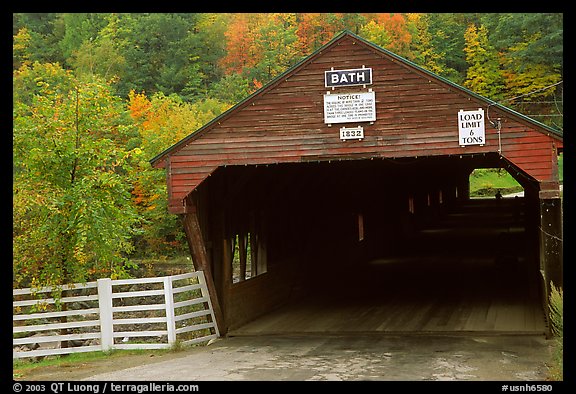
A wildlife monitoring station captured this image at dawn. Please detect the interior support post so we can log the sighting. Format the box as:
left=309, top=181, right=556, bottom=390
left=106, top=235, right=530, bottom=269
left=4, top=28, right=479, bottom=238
left=221, top=233, right=233, bottom=327
left=238, top=232, right=247, bottom=281
left=538, top=184, right=563, bottom=338
left=458, top=168, right=473, bottom=200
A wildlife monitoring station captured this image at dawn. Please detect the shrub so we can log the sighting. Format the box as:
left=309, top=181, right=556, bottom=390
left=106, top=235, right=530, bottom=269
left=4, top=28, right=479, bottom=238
left=548, top=282, right=563, bottom=380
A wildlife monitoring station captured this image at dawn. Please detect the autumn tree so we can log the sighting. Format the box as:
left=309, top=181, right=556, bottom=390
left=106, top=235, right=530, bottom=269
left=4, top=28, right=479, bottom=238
left=13, top=63, right=142, bottom=289
left=249, top=13, right=301, bottom=83
left=501, top=38, right=562, bottom=101
left=408, top=13, right=445, bottom=75
left=220, top=13, right=303, bottom=92
left=12, top=13, right=67, bottom=65
left=13, top=27, right=32, bottom=69
left=219, top=14, right=264, bottom=75
left=463, top=23, right=505, bottom=100
left=185, top=13, right=230, bottom=97
left=427, top=13, right=481, bottom=84
left=66, top=14, right=127, bottom=83
left=127, top=91, right=231, bottom=257
left=360, top=13, right=413, bottom=58
left=296, top=13, right=363, bottom=54
left=487, top=13, right=563, bottom=129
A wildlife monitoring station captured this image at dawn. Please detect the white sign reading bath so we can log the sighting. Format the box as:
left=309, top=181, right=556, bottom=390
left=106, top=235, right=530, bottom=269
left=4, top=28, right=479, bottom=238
left=324, top=91, right=376, bottom=124
left=458, top=108, right=485, bottom=146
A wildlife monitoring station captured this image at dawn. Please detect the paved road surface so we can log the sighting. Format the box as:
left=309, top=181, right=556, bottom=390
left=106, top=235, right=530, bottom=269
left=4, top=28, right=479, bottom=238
left=82, top=334, right=553, bottom=381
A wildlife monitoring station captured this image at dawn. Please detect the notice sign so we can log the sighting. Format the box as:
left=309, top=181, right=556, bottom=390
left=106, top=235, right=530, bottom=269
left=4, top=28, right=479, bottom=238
left=324, top=92, right=376, bottom=124
left=458, top=108, right=485, bottom=146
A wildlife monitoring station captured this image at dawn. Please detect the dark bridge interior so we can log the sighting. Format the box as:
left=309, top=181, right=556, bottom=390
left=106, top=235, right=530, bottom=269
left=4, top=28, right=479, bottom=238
left=204, top=155, right=546, bottom=335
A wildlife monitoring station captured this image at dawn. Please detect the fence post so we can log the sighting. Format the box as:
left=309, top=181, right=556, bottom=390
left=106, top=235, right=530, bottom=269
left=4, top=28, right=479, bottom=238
left=164, top=277, right=176, bottom=346
left=198, top=271, right=220, bottom=337
left=97, top=278, right=114, bottom=352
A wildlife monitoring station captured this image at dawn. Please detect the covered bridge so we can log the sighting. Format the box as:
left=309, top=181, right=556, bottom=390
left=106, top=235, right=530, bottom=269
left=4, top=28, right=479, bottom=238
left=150, top=31, right=563, bottom=336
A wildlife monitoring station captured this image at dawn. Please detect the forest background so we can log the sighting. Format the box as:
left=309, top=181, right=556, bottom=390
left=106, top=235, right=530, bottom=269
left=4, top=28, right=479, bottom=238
left=12, top=13, right=563, bottom=289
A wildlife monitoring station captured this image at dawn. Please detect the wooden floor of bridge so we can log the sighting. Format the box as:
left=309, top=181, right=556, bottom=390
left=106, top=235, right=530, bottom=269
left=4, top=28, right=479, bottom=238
left=229, top=199, right=547, bottom=336
left=229, top=257, right=547, bottom=336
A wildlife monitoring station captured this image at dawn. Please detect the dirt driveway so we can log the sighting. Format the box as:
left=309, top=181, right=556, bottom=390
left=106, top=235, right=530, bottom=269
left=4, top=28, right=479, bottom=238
left=18, top=334, right=555, bottom=381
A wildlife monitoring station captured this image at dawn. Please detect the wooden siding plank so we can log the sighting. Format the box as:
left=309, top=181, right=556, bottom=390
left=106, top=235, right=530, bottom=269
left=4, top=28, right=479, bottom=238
left=161, top=33, right=560, bottom=200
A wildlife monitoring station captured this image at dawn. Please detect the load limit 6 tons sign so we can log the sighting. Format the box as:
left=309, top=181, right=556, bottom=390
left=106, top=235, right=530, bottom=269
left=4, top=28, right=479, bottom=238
left=458, top=108, right=486, bottom=146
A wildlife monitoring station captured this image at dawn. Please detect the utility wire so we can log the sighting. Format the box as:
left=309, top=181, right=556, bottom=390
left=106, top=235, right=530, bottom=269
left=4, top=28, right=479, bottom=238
left=495, top=80, right=563, bottom=105
left=486, top=80, right=563, bottom=126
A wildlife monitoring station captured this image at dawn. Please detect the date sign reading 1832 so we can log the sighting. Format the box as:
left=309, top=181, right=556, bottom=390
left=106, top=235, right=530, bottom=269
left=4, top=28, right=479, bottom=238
left=340, top=126, right=364, bottom=141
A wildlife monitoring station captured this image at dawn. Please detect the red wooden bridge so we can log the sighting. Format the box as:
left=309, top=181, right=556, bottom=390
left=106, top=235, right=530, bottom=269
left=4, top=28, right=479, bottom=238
left=151, top=31, right=563, bottom=336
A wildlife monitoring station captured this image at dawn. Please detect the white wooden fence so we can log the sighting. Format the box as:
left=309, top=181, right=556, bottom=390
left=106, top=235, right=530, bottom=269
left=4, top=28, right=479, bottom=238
left=13, top=271, right=219, bottom=359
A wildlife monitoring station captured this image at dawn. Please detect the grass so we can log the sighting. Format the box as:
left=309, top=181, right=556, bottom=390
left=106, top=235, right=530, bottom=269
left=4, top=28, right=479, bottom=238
left=469, top=154, right=563, bottom=197
left=469, top=168, right=523, bottom=197
left=470, top=153, right=564, bottom=197
left=547, top=283, right=563, bottom=381
left=560, top=153, right=564, bottom=197
left=129, top=255, right=193, bottom=277
left=12, top=348, right=173, bottom=380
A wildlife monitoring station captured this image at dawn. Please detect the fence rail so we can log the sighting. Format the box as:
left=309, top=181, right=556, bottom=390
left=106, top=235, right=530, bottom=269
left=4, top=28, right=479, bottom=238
left=13, top=271, right=219, bottom=359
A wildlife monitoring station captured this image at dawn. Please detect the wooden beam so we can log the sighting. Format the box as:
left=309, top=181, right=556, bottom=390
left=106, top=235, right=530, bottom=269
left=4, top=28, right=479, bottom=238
left=181, top=201, right=225, bottom=335
left=238, top=232, right=247, bottom=281
left=539, top=197, right=563, bottom=287
left=221, top=234, right=233, bottom=326
left=538, top=194, right=563, bottom=338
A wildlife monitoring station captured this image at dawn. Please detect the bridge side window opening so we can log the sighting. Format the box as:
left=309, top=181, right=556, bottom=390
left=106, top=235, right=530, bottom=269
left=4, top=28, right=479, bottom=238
left=468, top=168, right=523, bottom=199
left=232, top=232, right=268, bottom=283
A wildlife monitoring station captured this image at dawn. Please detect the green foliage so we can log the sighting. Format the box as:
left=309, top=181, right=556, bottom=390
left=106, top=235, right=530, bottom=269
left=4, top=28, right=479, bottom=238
left=488, top=13, right=563, bottom=73
left=112, top=13, right=206, bottom=100
left=548, top=283, right=563, bottom=380
left=408, top=14, right=445, bottom=75
left=209, top=73, right=254, bottom=104
left=14, top=13, right=563, bottom=123
left=58, top=13, right=110, bottom=61
left=69, top=36, right=126, bottom=81
left=13, top=13, right=67, bottom=65
left=427, top=13, right=480, bottom=83
left=558, top=153, right=563, bottom=183
left=463, top=24, right=505, bottom=100
left=13, top=64, right=141, bottom=288
left=248, top=13, right=301, bottom=83
left=12, top=13, right=563, bottom=289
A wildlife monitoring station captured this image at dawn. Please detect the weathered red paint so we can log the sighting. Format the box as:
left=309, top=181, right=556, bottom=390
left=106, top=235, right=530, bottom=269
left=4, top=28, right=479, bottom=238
left=151, top=31, right=563, bottom=214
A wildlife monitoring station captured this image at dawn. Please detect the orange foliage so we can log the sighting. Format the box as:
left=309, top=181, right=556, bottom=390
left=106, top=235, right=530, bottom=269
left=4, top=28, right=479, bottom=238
left=220, top=14, right=259, bottom=75
left=128, top=90, right=152, bottom=122
left=296, top=13, right=341, bottom=54
left=373, top=13, right=412, bottom=57
left=132, top=182, right=146, bottom=205
left=252, top=78, right=263, bottom=91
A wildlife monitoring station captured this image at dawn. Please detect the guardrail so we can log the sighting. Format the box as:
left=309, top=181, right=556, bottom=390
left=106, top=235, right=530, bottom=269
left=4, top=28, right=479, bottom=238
left=13, top=271, right=219, bottom=359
